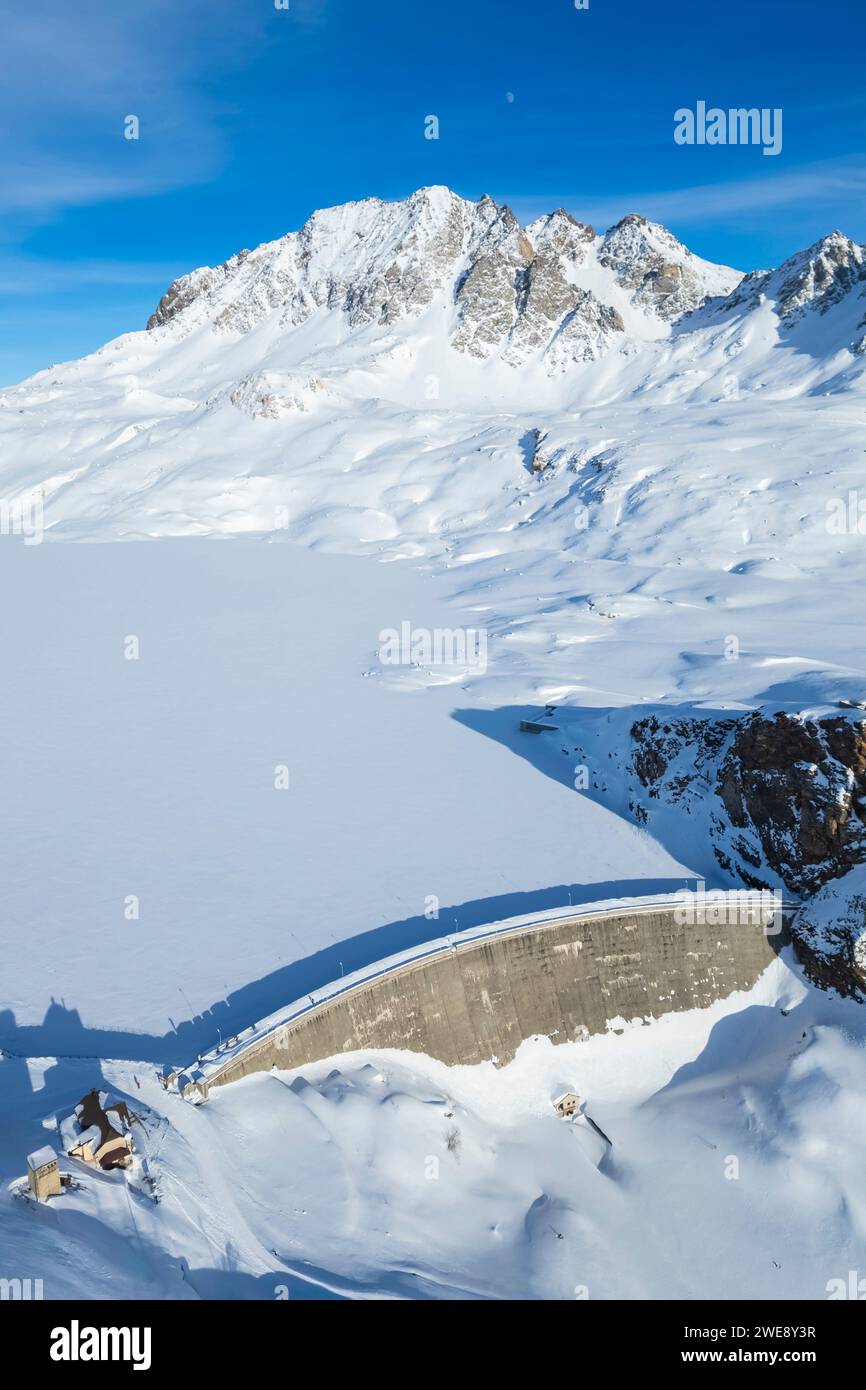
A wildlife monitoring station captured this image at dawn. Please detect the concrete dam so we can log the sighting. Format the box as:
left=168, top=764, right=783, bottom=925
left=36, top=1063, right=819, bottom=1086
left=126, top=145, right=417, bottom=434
left=183, top=893, right=791, bottom=1099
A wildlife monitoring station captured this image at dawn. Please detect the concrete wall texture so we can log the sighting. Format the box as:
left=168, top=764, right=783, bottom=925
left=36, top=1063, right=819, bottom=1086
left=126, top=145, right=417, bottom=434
left=203, top=901, right=788, bottom=1093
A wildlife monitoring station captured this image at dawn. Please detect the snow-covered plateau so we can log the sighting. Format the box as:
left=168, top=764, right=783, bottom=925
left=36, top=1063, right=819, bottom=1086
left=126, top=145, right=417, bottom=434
left=2, top=186, right=866, bottom=1299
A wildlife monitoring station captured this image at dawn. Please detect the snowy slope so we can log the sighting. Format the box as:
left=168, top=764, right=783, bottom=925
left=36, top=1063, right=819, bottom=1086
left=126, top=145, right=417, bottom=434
left=4, top=951, right=866, bottom=1300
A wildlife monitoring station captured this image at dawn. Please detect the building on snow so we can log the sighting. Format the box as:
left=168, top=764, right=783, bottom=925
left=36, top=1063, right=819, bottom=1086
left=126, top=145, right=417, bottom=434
left=60, top=1089, right=134, bottom=1170
left=27, top=1145, right=62, bottom=1201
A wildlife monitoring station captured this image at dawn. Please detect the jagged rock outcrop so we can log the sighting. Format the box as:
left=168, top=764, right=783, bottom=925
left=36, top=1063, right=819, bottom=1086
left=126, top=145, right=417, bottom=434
left=544, top=291, right=625, bottom=369
left=629, top=710, right=866, bottom=895
left=147, top=251, right=251, bottom=329
left=452, top=203, right=533, bottom=357
left=449, top=203, right=622, bottom=368
left=775, top=232, right=865, bottom=320
left=504, top=211, right=612, bottom=366
left=526, top=427, right=548, bottom=472
left=528, top=432, right=587, bottom=478
left=227, top=372, right=330, bottom=419
left=791, top=865, right=866, bottom=999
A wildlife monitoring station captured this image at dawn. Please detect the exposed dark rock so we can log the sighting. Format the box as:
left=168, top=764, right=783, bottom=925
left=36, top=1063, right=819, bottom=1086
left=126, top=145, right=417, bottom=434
left=775, top=232, right=865, bottom=321
left=526, top=427, right=548, bottom=472
left=791, top=867, right=866, bottom=999
left=630, top=710, right=866, bottom=896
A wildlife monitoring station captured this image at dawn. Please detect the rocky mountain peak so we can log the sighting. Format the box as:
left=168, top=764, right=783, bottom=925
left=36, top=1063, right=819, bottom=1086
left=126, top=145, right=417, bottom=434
left=453, top=200, right=619, bottom=367
left=609, top=212, right=648, bottom=230
left=145, top=187, right=633, bottom=371
left=599, top=212, right=740, bottom=319
left=720, top=229, right=866, bottom=347
left=774, top=230, right=865, bottom=321
left=525, top=209, right=595, bottom=260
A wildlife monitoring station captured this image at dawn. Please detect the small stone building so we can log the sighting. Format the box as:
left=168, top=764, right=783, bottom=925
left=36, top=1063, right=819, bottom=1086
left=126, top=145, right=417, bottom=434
left=552, top=1092, right=581, bottom=1118
left=27, top=1146, right=61, bottom=1201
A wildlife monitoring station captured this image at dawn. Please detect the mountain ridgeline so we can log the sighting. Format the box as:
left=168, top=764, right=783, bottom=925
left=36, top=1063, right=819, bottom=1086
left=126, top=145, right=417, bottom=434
left=145, top=186, right=866, bottom=373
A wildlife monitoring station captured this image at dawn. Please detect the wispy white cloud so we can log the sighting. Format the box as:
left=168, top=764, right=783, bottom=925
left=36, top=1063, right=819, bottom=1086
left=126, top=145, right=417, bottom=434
left=0, top=0, right=262, bottom=221
left=0, top=255, right=181, bottom=295
left=506, top=157, right=866, bottom=236
left=0, top=162, right=201, bottom=216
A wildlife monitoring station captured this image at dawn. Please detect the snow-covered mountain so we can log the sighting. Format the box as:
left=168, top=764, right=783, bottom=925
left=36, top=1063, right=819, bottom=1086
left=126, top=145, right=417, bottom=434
left=1, top=188, right=864, bottom=718
left=4, top=188, right=866, bottom=1304
left=0, top=181, right=859, bottom=643
left=142, top=187, right=742, bottom=368
left=137, top=185, right=866, bottom=374
left=0, top=187, right=863, bottom=743
left=723, top=228, right=866, bottom=336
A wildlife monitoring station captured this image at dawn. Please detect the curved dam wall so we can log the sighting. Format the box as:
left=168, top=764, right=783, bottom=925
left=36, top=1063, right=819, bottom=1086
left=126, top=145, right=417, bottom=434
left=196, top=896, right=790, bottom=1095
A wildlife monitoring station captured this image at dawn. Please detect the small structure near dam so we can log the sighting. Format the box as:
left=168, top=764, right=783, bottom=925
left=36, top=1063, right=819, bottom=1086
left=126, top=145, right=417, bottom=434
left=60, top=1090, right=135, bottom=1170
left=26, top=1147, right=62, bottom=1202
left=182, top=892, right=792, bottom=1100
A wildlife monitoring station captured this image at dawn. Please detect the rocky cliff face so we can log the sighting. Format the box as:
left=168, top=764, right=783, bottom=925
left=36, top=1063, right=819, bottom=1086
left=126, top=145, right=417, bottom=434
left=790, top=865, right=866, bottom=1000
left=629, top=710, right=866, bottom=897
left=581, top=705, right=866, bottom=998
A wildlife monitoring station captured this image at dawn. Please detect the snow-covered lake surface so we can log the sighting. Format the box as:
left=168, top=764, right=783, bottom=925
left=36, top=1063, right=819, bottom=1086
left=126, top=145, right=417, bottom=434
left=0, top=538, right=688, bottom=1057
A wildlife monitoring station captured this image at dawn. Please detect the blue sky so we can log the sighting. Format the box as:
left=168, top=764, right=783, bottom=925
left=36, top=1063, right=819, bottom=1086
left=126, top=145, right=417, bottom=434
left=1, top=0, right=864, bottom=384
